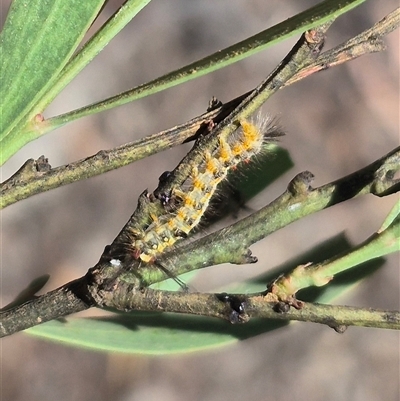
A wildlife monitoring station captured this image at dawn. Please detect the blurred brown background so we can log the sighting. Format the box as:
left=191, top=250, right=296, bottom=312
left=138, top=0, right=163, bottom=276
left=1, top=1, right=399, bottom=400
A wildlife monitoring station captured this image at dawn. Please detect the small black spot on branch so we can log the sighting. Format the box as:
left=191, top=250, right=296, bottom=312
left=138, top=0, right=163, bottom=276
left=216, top=293, right=248, bottom=324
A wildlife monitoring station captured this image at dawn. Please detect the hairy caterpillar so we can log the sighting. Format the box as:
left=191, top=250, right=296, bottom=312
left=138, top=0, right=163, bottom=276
left=131, top=115, right=282, bottom=263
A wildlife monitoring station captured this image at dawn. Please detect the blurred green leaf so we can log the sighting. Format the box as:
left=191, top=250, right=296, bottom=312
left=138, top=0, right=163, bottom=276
left=25, top=313, right=287, bottom=355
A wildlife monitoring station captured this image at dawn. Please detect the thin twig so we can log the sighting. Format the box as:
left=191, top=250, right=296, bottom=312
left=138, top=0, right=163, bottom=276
left=103, top=286, right=400, bottom=330
left=286, top=7, right=400, bottom=85
left=269, top=203, right=400, bottom=307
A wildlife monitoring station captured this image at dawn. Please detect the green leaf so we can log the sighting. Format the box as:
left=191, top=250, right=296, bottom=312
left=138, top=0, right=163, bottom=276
left=379, top=199, right=400, bottom=232
left=0, top=0, right=106, bottom=164
left=25, top=313, right=288, bottom=355
left=32, top=0, right=152, bottom=128
left=26, top=234, right=384, bottom=354
left=46, top=0, right=367, bottom=132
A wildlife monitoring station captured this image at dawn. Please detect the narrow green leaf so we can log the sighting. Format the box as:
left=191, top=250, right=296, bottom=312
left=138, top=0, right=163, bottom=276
left=32, top=0, right=152, bottom=122
left=0, top=0, right=106, bottom=164
left=379, top=199, right=400, bottom=232
left=24, top=313, right=288, bottom=355
left=45, top=0, right=367, bottom=131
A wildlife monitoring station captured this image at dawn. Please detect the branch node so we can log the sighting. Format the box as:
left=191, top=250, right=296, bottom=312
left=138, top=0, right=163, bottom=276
left=35, top=155, right=52, bottom=173
left=267, top=276, right=305, bottom=310
left=207, top=96, right=223, bottom=112
left=241, top=250, right=258, bottom=264
left=287, top=171, right=314, bottom=196
left=330, top=323, right=348, bottom=334
left=273, top=301, right=291, bottom=313
left=1, top=156, right=51, bottom=189
left=372, top=151, right=400, bottom=196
